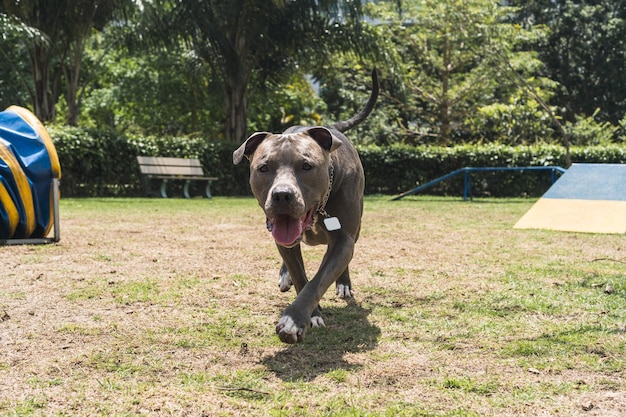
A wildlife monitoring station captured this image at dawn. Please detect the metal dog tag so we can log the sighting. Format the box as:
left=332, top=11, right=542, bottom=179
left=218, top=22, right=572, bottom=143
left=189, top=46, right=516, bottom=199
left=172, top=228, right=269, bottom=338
left=324, top=216, right=341, bottom=231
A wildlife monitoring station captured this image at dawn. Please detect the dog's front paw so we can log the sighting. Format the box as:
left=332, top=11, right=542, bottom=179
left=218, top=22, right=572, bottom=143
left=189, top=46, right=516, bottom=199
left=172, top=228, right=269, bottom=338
left=336, top=283, right=354, bottom=299
left=276, top=316, right=305, bottom=344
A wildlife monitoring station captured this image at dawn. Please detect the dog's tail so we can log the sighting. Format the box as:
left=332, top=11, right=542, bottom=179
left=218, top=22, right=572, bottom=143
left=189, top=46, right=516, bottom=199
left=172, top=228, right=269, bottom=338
left=332, top=68, right=380, bottom=133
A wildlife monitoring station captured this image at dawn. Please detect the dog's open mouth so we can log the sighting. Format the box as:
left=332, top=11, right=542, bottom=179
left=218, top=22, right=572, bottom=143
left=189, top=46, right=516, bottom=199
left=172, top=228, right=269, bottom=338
left=267, top=208, right=315, bottom=247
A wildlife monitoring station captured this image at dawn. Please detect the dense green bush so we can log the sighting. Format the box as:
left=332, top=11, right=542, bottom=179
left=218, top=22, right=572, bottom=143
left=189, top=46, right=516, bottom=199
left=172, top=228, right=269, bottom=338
left=49, top=126, right=249, bottom=197
left=49, top=127, right=626, bottom=197
left=360, top=143, right=626, bottom=196
left=359, top=143, right=564, bottom=196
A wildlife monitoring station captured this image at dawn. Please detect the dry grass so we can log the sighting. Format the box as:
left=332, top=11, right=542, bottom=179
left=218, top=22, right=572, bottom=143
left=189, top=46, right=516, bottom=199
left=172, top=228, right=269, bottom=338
left=0, top=196, right=624, bottom=416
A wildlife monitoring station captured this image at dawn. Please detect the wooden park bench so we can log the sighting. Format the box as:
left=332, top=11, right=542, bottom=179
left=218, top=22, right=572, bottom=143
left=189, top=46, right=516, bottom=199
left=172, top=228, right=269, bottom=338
left=137, top=156, right=218, bottom=198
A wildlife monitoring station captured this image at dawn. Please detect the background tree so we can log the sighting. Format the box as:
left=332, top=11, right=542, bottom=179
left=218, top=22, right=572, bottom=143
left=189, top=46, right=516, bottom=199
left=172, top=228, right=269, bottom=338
left=511, top=0, right=626, bottom=126
left=136, top=0, right=381, bottom=142
left=1, top=0, right=131, bottom=123
left=81, top=43, right=224, bottom=135
left=79, top=34, right=331, bottom=138
left=3, top=0, right=625, bottom=151
left=0, top=13, right=46, bottom=109
left=364, top=0, right=555, bottom=145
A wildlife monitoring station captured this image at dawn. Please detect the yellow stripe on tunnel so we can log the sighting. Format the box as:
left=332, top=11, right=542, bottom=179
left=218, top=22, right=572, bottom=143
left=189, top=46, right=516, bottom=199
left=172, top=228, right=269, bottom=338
left=0, top=142, right=35, bottom=237
left=0, top=181, right=18, bottom=238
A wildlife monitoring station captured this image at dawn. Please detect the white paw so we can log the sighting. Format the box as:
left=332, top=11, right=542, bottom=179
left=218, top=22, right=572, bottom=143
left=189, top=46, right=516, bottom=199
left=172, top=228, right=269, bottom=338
left=278, top=269, right=292, bottom=292
left=276, top=316, right=300, bottom=343
left=336, top=284, right=354, bottom=299
left=310, top=316, right=326, bottom=328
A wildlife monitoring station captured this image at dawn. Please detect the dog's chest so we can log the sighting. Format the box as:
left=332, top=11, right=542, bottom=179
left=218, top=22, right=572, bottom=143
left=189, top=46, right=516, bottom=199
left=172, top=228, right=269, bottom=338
left=302, top=217, right=328, bottom=246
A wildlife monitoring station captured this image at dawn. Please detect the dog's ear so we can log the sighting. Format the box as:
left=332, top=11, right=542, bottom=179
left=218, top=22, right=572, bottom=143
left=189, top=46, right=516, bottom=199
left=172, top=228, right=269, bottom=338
left=233, top=132, right=271, bottom=164
left=306, top=127, right=342, bottom=152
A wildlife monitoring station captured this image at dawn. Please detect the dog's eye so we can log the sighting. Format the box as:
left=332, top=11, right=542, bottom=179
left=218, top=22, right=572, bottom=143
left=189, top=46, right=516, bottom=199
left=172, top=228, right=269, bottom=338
left=259, top=164, right=269, bottom=173
left=302, top=163, right=312, bottom=171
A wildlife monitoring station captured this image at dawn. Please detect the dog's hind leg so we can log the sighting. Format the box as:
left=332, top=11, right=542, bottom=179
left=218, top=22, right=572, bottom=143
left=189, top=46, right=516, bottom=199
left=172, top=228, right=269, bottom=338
left=335, top=267, right=354, bottom=299
left=278, top=263, right=293, bottom=292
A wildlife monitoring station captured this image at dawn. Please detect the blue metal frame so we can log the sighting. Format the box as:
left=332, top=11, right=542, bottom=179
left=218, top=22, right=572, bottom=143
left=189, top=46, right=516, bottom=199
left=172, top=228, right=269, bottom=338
left=391, top=166, right=566, bottom=201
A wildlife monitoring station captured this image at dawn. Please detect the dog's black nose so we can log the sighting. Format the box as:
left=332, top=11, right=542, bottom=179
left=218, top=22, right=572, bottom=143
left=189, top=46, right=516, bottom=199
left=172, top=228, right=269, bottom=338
left=271, top=186, right=294, bottom=204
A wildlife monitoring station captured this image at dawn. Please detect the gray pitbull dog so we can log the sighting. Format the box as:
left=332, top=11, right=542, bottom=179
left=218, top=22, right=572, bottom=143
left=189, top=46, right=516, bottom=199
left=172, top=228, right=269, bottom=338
left=233, top=69, right=379, bottom=343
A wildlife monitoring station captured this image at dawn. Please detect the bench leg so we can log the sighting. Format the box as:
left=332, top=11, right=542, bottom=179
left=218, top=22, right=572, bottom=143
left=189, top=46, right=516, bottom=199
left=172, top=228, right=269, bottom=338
left=160, top=179, right=169, bottom=198
left=142, top=179, right=151, bottom=197
left=183, top=180, right=192, bottom=199
left=204, top=181, right=212, bottom=199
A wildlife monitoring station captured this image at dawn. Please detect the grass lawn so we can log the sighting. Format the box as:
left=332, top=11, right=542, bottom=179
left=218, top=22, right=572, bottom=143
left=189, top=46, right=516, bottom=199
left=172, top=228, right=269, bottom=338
left=0, top=196, right=624, bottom=416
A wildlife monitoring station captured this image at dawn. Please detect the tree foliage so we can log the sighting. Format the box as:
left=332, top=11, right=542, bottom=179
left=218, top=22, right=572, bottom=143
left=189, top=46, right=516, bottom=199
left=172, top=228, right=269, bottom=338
left=80, top=44, right=223, bottom=136
left=365, top=0, right=553, bottom=145
left=1, top=0, right=131, bottom=123
left=133, top=0, right=381, bottom=142
left=1, top=0, right=626, bottom=149
left=511, top=0, right=626, bottom=125
left=0, top=13, right=45, bottom=109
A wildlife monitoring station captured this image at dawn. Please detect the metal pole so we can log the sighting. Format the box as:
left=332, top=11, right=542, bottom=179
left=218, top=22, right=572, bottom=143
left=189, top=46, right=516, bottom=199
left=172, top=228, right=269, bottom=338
left=52, top=178, right=60, bottom=242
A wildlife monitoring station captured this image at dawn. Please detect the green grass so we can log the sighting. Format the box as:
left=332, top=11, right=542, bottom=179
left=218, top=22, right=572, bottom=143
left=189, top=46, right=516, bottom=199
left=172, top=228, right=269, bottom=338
left=0, top=196, right=624, bottom=416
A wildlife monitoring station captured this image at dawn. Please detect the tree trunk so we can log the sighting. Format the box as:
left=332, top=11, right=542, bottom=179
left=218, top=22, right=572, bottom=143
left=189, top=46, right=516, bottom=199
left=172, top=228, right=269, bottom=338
left=30, top=44, right=55, bottom=122
left=224, top=77, right=248, bottom=142
left=65, top=41, right=84, bottom=126
left=222, top=15, right=252, bottom=143
left=223, top=37, right=250, bottom=143
left=440, top=67, right=451, bottom=145
left=439, top=34, right=451, bottom=144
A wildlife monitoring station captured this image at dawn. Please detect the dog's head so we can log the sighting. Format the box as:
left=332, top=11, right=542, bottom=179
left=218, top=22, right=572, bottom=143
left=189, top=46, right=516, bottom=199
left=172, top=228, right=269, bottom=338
left=233, top=127, right=342, bottom=247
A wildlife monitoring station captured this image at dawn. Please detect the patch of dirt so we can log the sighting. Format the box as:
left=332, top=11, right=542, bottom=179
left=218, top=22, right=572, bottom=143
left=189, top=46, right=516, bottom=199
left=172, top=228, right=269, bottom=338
left=1, top=197, right=625, bottom=416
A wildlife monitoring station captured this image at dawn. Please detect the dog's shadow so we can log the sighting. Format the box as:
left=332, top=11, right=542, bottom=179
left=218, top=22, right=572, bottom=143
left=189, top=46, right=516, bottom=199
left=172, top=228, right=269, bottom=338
left=261, top=300, right=380, bottom=381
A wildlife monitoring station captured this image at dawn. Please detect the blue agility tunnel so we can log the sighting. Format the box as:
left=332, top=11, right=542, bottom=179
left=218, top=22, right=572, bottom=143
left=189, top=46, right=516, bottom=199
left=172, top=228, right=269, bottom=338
left=0, top=106, right=61, bottom=244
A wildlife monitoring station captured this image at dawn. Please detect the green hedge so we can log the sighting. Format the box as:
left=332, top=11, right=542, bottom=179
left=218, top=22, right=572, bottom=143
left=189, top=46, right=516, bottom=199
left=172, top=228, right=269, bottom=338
left=360, top=143, right=626, bottom=196
left=48, top=127, right=626, bottom=197
left=49, top=127, right=249, bottom=197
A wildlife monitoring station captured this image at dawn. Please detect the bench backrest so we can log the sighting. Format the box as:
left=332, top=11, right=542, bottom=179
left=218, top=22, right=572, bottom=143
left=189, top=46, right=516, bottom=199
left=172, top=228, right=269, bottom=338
left=137, top=156, right=205, bottom=177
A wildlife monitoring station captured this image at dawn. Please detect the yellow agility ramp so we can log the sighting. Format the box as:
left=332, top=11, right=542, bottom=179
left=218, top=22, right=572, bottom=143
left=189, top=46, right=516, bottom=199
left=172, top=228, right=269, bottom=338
left=514, top=163, right=626, bottom=234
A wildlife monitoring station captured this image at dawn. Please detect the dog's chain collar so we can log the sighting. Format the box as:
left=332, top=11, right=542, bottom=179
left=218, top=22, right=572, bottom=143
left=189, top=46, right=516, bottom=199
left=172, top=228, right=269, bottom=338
left=316, top=159, right=334, bottom=218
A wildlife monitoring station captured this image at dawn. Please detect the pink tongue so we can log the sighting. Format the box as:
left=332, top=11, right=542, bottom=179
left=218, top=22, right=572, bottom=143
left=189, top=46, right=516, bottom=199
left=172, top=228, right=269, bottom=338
left=271, top=214, right=303, bottom=246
